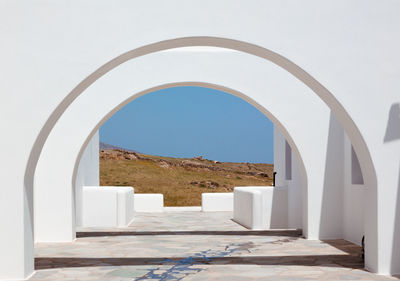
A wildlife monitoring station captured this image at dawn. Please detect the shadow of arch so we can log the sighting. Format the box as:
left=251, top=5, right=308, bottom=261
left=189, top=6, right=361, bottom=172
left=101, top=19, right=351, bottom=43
left=384, top=103, right=400, bottom=143
left=24, top=36, right=378, bottom=270
left=392, top=163, right=400, bottom=273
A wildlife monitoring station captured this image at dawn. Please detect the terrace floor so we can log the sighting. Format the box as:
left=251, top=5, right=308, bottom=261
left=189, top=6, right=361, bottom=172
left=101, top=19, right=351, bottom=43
left=31, top=211, right=399, bottom=281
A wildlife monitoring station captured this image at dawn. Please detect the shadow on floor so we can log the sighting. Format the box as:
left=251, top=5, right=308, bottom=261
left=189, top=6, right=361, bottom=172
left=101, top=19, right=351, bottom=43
left=35, top=254, right=364, bottom=270
left=322, top=239, right=363, bottom=255
left=77, top=229, right=302, bottom=238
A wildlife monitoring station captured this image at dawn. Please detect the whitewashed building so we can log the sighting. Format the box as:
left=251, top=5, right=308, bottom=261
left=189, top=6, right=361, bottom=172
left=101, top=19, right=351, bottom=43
left=0, top=1, right=399, bottom=279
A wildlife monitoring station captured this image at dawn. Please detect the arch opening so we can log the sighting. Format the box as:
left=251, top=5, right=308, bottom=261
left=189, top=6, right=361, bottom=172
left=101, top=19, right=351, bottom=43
left=97, top=85, right=276, bottom=206
left=28, top=37, right=378, bottom=273
left=73, top=83, right=306, bottom=229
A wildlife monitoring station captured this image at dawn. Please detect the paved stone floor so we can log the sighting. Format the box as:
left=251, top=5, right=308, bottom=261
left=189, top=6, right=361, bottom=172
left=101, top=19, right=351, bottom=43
left=31, top=211, right=400, bottom=281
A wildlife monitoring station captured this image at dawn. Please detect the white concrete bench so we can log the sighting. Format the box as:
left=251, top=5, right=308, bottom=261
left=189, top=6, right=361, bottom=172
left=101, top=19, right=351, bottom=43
left=233, top=186, right=288, bottom=230
left=165, top=206, right=201, bottom=212
left=82, top=186, right=134, bottom=227
left=202, top=193, right=233, bottom=212
left=134, top=193, right=164, bottom=212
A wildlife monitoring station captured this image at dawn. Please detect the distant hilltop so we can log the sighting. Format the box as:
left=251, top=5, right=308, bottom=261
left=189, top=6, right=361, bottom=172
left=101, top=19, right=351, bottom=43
left=99, top=142, right=138, bottom=153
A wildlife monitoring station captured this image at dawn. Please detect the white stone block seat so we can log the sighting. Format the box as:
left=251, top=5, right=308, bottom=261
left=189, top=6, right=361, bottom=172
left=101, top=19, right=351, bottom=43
left=233, top=186, right=288, bottom=230
left=82, top=186, right=134, bottom=227
left=202, top=192, right=233, bottom=212
left=134, top=193, right=164, bottom=212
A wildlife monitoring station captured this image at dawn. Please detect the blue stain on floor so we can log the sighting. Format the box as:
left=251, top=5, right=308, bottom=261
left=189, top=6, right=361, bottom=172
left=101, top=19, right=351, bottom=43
left=135, top=242, right=254, bottom=280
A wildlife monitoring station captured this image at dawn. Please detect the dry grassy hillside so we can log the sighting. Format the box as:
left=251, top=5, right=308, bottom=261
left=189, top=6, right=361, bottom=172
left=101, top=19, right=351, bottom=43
left=100, top=149, right=273, bottom=206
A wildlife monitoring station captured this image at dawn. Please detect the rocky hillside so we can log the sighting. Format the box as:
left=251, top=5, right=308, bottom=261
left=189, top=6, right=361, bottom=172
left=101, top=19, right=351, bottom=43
left=100, top=149, right=273, bottom=206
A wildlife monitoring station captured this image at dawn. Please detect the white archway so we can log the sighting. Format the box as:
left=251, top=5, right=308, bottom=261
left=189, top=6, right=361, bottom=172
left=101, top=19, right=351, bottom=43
left=31, top=38, right=377, bottom=273
left=2, top=1, right=400, bottom=278
left=71, top=81, right=307, bottom=228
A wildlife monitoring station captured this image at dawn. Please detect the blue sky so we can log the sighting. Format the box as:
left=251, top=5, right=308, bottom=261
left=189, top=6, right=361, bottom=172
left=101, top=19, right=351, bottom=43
left=100, top=86, right=274, bottom=163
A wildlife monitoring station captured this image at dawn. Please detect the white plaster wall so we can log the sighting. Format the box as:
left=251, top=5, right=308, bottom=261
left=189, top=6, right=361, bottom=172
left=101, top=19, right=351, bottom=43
left=274, top=126, right=303, bottom=229
left=202, top=193, right=233, bottom=212
left=273, top=126, right=287, bottom=187
left=318, top=114, right=345, bottom=239
left=74, top=131, right=100, bottom=227
left=134, top=194, right=164, bottom=213
left=0, top=1, right=399, bottom=278
left=82, top=186, right=134, bottom=227
left=118, top=188, right=135, bottom=226
left=234, top=186, right=288, bottom=229
left=276, top=112, right=365, bottom=244
left=35, top=130, right=99, bottom=240
left=270, top=186, right=289, bottom=229
left=343, top=134, right=365, bottom=246
left=276, top=114, right=366, bottom=240
left=288, top=150, right=303, bottom=230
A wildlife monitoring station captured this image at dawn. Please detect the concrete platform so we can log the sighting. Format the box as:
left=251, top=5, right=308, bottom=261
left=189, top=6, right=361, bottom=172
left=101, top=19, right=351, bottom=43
left=32, top=212, right=399, bottom=281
